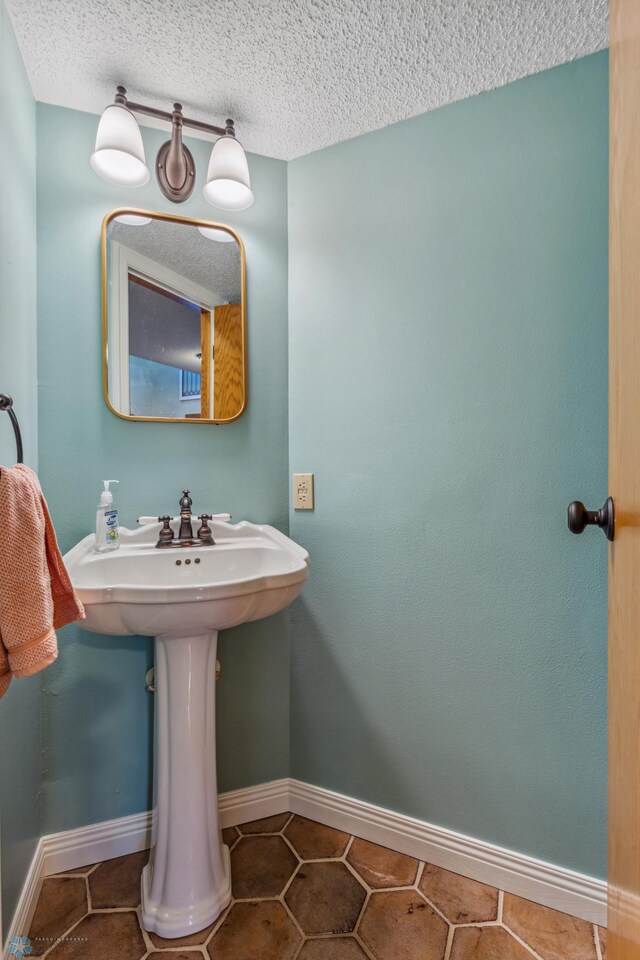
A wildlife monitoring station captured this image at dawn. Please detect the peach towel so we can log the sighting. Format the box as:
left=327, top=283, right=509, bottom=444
left=0, top=464, right=84, bottom=699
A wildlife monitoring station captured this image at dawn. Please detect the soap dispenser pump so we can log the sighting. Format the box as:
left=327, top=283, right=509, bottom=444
left=95, top=480, right=120, bottom=553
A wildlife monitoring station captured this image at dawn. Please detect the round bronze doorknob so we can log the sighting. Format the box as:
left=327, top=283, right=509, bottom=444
left=567, top=497, right=614, bottom=541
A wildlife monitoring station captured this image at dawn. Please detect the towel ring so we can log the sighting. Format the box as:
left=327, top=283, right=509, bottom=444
left=0, top=394, right=24, bottom=464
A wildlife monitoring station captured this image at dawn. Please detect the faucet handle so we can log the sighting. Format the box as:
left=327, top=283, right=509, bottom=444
left=137, top=513, right=231, bottom=526
left=197, top=514, right=214, bottom=545
left=158, top=515, right=174, bottom=544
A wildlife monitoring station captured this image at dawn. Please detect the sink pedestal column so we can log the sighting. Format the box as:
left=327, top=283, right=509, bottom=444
left=141, top=632, right=231, bottom=938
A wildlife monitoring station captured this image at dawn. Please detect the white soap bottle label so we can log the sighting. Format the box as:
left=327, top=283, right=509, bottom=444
left=104, top=509, right=119, bottom=544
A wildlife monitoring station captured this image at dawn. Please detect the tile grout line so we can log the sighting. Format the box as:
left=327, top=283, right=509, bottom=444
left=348, top=840, right=375, bottom=946
left=291, top=931, right=306, bottom=960
left=281, top=832, right=305, bottom=860
left=90, top=906, right=141, bottom=913
left=343, top=855, right=374, bottom=894
left=282, top=812, right=295, bottom=832
left=412, top=864, right=503, bottom=930
left=237, top=830, right=286, bottom=838
left=354, top=888, right=372, bottom=940
left=141, top=950, right=208, bottom=957
left=36, top=869, right=100, bottom=959
left=279, top=886, right=308, bottom=942
left=48, top=867, right=97, bottom=880
left=281, top=857, right=304, bottom=903
left=500, top=922, right=547, bottom=960
left=236, top=813, right=294, bottom=839
left=144, top=949, right=208, bottom=956
left=248, top=816, right=305, bottom=951
left=39, top=911, right=89, bottom=959
left=452, top=919, right=503, bottom=928
left=593, top=923, right=603, bottom=960
left=353, top=929, right=377, bottom=960
left=135, top=905, right=156, bottom=954
left=443, top=923, right=455, bottom=960
left=202, top=899, right=234, bottom=946
left=414, top=880, right=453, bottom=926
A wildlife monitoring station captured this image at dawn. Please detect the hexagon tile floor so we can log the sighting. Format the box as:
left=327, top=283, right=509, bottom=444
left=27, top=812, right=607, bottom=960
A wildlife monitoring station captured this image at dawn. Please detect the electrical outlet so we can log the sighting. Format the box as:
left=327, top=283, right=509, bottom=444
left=293, top=473, right=314, bottom=510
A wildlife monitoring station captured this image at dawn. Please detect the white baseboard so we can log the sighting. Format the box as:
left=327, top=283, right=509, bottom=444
left=3, top=840, right=44, bottom=960
left=288, top=780, right=606, bottom=927
left=218, top=778, right=290, bottom=829
left=41, top=809, right=153, bottom=879
left=4, top=777, right=606, bottom=958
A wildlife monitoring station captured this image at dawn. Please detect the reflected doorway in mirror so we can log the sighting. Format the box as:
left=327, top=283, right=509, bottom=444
left=101, top=209, right=246, bottom=423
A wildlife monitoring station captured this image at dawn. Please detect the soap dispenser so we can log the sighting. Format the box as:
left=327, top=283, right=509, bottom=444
left=95, top=480, right=120, bottom=553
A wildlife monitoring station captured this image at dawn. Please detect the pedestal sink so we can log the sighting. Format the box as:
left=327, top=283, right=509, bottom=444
left=64, top=518, right=309, bottom=938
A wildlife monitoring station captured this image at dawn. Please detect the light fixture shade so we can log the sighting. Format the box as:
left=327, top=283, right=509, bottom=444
left=115, top=214, right=152, bottom=225
left=197, top=225, right=236, bottom=242
left=203, top=135, right=254, bottom=211
left=91, top=104, right=150, bottom=187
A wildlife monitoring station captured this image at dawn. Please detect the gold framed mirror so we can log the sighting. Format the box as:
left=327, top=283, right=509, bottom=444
left=101, top=208, right=247, bottom=424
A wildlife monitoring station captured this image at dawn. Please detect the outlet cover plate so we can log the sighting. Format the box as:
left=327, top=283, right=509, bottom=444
left=293, top=473, right=314, bottom=510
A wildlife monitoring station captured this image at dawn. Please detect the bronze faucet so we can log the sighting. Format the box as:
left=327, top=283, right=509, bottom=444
left=155, top=490, right=216, bottom=548
left=178, top=490, right=195, bottom=540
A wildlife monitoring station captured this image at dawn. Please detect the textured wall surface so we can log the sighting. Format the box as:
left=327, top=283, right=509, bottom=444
left=288, top=52, right=609, bottom=878
left=5, top=0, right=607, bottom=159
left=36, top=104, right=290, bottom=835
left=0, top=0, right=40, bottom=938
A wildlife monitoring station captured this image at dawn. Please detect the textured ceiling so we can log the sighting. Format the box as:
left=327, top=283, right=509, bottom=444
left=6, top=0, right=608, bottom=160
left=110, top=219, right=241, bottom=302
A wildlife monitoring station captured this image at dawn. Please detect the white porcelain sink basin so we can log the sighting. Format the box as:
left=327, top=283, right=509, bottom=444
left=64, top=518, right=309, bottom=940
left=65, top=519, right=309, bottom=637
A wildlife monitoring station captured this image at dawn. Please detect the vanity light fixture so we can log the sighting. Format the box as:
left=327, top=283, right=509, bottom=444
left=91, top=97, right=149, bottom=187
left=91, top=86, right=254, bottom=210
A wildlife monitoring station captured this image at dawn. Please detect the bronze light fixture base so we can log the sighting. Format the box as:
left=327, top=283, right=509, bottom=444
left=113, top=87, right=236, bottom=205
left=155, top=103, right=197, bottom=202
left=156, top=139, right=196, bottom=202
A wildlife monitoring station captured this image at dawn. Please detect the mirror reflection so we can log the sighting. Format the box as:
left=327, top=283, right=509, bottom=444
left=103, top=211, right=245, bottom=423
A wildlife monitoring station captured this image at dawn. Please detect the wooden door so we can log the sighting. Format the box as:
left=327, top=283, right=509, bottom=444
left=609, top=2, right=640, bottom=955
left=213, top=303, right=244, bottom=421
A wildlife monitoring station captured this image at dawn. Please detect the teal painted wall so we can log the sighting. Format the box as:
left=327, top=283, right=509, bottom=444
left=0, top=0, right=41, bottom=937
left=36, top=104, right=290, bottom=835
left=129, top=357, right=200, bottom=419
left=288, top=53, right=608, bottom=878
